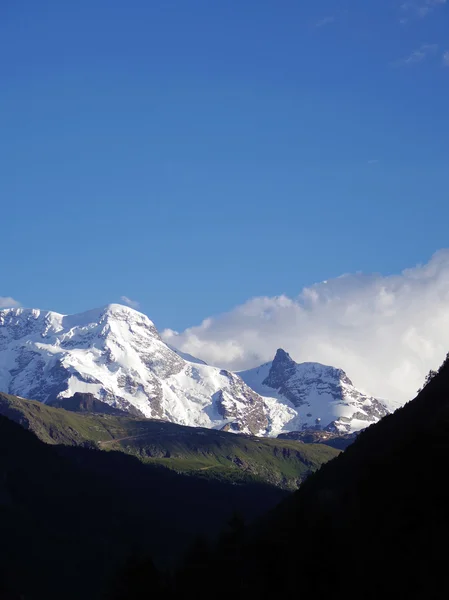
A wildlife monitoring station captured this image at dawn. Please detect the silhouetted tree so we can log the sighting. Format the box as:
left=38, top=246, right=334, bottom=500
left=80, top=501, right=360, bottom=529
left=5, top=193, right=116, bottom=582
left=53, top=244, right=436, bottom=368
left=107, top=554, right=168, bottom=600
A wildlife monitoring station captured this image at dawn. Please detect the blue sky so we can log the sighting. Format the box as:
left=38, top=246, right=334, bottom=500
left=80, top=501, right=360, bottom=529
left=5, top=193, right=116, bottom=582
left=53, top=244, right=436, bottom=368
left=1, top=0, right=449, bottom=331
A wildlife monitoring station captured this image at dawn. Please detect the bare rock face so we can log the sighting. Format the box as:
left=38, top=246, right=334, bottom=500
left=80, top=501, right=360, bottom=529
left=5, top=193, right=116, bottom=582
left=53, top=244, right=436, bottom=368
left=263, top=349, right=297, bottom=391
left=215, top=370, right=269, bottom=435
left=47, top=392, right=139, bottom=416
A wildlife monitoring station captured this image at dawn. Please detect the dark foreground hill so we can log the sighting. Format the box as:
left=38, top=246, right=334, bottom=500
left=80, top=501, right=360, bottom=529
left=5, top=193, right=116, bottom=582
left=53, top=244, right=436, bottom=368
left=169, top=354, right=449, bottom=600
left=0, top=414, right=289, bottom=600
left=9, top=349, right=449, bottom=600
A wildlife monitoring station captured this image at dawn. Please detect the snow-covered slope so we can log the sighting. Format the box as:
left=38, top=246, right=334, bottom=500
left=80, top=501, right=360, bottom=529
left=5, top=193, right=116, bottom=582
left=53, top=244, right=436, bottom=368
left=0, top=305, right=389, bottom=437
left=167, top=344, right=208, bottom=365
left=0, top=305, right=269, bottom=435
left=238, top=349, right=389, bottom=434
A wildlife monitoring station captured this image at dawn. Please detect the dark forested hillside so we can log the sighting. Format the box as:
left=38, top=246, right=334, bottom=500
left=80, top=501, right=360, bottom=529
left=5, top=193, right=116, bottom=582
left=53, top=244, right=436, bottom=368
left=170, top=354, right=449, bottom=600
left=0, top=415, right=287, bottom=600
left=4, top=354, right=449, bottom=599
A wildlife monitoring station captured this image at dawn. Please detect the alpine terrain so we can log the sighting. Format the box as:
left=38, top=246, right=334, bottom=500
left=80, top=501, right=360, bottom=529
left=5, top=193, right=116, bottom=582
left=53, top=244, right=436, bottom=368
left=0, top=305, right=389, bottom=436
left=0, top=305, right=271, bottom=435
left=168, top=353, right=449, bottom=600
left=239, top=348, right=390, bottom=433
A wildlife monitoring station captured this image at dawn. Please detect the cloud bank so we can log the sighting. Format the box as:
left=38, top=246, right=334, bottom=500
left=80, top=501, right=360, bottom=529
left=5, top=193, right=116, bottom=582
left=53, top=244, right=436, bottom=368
left=163, top=251, right=449, bottom=407
left=0, top=297, right=21, bottom=309
left=400, top=0, right=447, bottom=20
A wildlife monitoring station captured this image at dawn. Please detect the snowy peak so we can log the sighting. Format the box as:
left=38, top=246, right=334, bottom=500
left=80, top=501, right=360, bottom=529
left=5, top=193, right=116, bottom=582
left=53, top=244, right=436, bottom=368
left=0, top=304, right=160, bottom=347
left=0, top=304, right=269, bottom=435
left=265, top=359, right=355, bottom=409
left=239, top=351, right=390, bottom=434
left=61, top=304, right=160, bottom=341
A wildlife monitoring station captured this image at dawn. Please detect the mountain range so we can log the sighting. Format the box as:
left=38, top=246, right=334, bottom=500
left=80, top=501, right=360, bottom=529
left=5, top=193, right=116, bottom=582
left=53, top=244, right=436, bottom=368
left=0, top=304, right=389, bottom=437
left=2, top=302, right=448, bottom=599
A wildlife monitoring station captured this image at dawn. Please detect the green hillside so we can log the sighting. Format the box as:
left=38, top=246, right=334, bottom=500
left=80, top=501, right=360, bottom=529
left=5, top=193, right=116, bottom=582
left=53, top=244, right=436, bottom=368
left=0, top=392, right=338, bottom=489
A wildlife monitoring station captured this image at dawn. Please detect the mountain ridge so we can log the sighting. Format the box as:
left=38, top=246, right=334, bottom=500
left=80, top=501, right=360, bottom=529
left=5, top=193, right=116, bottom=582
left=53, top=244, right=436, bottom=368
left=239, top=348, right=389, bottom=433
left=0, top=304, right=272, bottom=434
left=0, top=304, right=389, bottom=436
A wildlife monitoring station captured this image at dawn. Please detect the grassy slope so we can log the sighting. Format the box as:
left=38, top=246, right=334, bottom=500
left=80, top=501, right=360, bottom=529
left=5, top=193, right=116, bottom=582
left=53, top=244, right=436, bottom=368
left=0, top=392, right=338, bottom=489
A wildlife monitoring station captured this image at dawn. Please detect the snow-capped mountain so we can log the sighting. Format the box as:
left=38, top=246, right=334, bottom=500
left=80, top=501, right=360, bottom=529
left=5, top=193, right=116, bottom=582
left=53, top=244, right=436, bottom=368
left=0, top=304, right=389, bottom=436
left=0, top=304, right=269, bottom=435
left=238, top=349, right=389, bottom=433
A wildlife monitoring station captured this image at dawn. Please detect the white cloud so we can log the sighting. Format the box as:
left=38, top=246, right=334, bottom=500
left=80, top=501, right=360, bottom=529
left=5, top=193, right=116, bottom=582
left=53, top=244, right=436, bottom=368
left=443, top=50, right=449, bottom=66
left=0, top=296, right=21, bottom=309
left=400, top=0, right=447, bottom=20
left=392, top=43, right=438, bottom=66
left=163, top=250, right=449, bottom=407
left=120, top=296, right=140, bottom=309
left=315, top=16, right=335, bottom=28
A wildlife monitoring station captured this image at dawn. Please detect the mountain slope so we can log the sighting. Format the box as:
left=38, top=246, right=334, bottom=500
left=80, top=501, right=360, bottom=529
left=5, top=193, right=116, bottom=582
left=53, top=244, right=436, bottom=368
left=179, top=353, right=449, bottom=599
left=0, top=305, right=271, bottom=435
left=0, top=391, right=339, bottom=489
left=0, top=413, right=290, bottom=600
left=239, top=348, right=389, bottom=433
